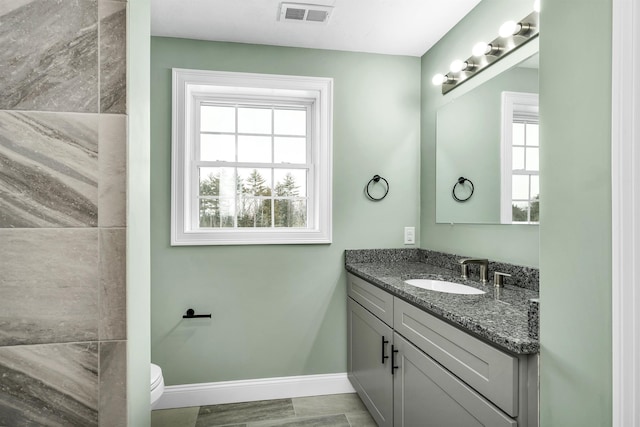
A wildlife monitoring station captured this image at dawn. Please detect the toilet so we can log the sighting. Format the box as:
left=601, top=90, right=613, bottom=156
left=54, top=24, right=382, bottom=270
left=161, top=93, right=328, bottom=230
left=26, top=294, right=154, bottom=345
left=150, top=363, right=165, bottom=409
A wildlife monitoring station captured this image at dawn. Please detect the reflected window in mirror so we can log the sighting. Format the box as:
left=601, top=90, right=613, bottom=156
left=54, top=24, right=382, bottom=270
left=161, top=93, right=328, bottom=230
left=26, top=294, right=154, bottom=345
left=500, top=92, right=539, bottom=224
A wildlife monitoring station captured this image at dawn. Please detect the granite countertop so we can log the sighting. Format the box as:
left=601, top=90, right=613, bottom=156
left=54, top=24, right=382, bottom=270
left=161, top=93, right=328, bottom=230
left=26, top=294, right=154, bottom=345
left=345, top=260, right=540, bottom=355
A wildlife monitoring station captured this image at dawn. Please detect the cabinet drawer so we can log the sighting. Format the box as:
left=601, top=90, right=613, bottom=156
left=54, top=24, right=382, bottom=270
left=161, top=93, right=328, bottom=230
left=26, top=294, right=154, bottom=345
left=393, top=333, right=516, bottom=427
left=394, top=298, right=519, bottom=417
left=347, top=273, right=393, bottom=326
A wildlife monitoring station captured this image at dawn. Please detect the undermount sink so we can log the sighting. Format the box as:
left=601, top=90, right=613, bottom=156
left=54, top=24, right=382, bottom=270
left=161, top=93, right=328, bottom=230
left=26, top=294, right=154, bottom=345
left=404, top=279, right=486, bottom=295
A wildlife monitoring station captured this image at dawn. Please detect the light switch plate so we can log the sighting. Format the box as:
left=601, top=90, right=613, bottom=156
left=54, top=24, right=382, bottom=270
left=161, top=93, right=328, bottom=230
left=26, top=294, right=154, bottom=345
left=404, top=226, right=415, bottom=245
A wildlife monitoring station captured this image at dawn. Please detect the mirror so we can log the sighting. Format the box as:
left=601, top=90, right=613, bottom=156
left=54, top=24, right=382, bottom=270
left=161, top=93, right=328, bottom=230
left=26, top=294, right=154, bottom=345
left=436, top=52, right=539, bottom=225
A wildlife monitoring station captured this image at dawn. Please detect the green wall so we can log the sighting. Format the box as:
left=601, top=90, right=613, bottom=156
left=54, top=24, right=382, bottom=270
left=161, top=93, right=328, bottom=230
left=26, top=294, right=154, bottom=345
left=150, top=38, right=421, bottom=385
left=421, top=0, right=540, bottom=267
left=539, top=0, right=612, bottom=425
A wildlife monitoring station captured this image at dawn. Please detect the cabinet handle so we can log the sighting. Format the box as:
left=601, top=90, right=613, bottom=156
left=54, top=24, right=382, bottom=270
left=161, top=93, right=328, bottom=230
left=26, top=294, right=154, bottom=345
left=391, top=345, right=399, bottom=375
left=381, top=336, right=389, bottom=364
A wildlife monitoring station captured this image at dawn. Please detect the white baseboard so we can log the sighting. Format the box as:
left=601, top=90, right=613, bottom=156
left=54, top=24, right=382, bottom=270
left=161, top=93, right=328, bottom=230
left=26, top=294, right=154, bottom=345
left=155, top=373, right=356, bottom=410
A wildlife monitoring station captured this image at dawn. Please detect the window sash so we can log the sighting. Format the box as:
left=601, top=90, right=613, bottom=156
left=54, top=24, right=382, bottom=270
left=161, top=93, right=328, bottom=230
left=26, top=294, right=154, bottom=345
left=190, top=98, right=314, bottom=232
left=192, top=165, right=313, bottom=230
left=500, top=91, right=539, bottom=224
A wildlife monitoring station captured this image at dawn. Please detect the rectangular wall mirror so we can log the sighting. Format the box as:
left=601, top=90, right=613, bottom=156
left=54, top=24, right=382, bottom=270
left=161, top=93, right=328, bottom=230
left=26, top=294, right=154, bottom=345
left=436, top=52, right=539, bottom=225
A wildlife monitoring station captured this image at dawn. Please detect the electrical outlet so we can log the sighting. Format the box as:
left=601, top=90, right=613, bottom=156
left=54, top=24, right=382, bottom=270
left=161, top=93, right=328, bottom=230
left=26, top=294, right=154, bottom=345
left=404, top=226, right=415, bottom=245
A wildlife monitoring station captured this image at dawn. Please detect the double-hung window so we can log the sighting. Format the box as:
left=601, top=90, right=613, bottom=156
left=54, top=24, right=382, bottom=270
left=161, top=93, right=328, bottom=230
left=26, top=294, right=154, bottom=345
left=500, top=91, right=540, bottom=224
left=172, top=69, right=333, bottom=245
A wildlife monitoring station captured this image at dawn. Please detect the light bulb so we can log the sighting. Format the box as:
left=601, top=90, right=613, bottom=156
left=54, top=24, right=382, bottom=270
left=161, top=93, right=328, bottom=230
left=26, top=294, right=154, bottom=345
left=499, top=20, right=519, bottom=38
left=533, top=0, right=541, bottom=12
left=472, top=42, right=489, bottom=57
left=432, top=74, right=446, bottom=86
left=450, top=59, right=465, bottom=73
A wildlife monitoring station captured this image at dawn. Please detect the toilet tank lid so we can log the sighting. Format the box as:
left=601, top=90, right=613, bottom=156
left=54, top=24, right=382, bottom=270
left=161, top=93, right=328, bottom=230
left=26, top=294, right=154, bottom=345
left=151, top=363, right=163, bottom=387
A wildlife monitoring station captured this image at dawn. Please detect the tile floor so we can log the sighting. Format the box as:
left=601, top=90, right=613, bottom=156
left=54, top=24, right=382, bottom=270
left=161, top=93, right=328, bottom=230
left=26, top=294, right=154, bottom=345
left=151, top=393, right=377, bottom=427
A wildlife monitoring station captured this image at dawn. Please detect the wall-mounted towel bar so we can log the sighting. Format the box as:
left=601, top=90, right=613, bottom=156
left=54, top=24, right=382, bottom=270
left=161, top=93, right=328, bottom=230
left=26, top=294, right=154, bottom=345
left=182, top=308, right=212, bottom=319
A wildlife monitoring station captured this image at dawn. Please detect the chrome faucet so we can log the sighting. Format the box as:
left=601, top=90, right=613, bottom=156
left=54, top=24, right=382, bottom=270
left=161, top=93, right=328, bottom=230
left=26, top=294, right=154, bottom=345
left=458, top=258, right=489, bottom=283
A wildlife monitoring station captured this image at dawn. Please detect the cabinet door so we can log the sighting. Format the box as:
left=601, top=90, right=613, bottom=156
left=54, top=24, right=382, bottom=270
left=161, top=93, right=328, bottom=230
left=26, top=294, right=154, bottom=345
left=348, top=298, right=393, bottom=427
left=393, top=333, right=517, bottom=427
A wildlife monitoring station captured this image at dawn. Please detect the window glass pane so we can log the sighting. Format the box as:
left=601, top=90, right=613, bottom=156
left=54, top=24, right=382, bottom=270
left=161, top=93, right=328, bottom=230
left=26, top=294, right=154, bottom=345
left=530, top=198, right=540, bottom=222
left=274, top=109, right=306, bottom=136
left=274, top=137, right=306, bottom=164
left=200, top=134, right=235, bottom=162
left=530, top=175, right=539, bottom=199
left=526, top=123, right=539, bottom=146
left=512, top=175, right=529, bottom=199
left=238, top=136, right=272, bottom=163
left=274, top=169, right=307, bottom=197
left=512, top=147, right=525, bottom=170
left=238, top=168, right=272, bottom=196
left=199, top=167, right=235, bottom=197
left=512, top=123, right=525, bottom=146
left=238, top=107, right=271, bottom=134
left=199, top=198, right=235, bottom=228
left=275, top=199, right=307, bottom=228
left=238, top=197, right=272, bottom=228
left=512, top=201, right=529, bottom=222
left=201, top=106, right=235, bottom=133
left=526, top=147, right=539, bottom=171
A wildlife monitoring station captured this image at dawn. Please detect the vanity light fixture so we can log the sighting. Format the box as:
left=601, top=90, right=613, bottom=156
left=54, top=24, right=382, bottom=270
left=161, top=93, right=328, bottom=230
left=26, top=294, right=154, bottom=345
left=449, top=59, right=465, bottom=73
left=432, top=73, right=446, bottom=85
left=499, top=20, right=534, bottom=38
left=432, top=4, right=539, bottom=94
left=498, top=20, right=519, bottom=38
left=450, top=59, right=475, bottom=73
left=431, top=73, right=455, bottom=86
left=472, top=42, right=490, bottom=57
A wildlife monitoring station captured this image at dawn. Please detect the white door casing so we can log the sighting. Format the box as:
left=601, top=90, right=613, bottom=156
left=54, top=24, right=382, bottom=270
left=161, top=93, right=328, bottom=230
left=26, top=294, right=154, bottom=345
left=612, top=0, right=640, bottom=425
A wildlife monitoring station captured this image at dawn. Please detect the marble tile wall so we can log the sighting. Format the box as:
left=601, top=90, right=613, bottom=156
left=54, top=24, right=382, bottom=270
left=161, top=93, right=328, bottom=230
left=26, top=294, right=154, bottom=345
left=99, top=341, right=127, bottom=426
left=0, top=342, right=99, bottom=426
left=100, top=228, right=127, bottom=340
left=99, top=115, right=127, bottom=228
left=0, top=229, right=99, bottom=346
left=0, top=0, right=128, bottom=424
left=0, top=111, right=99, bottom=228
left=0, top=0, right=99, bottom=112
left=100, top=2, right=127, bottom=114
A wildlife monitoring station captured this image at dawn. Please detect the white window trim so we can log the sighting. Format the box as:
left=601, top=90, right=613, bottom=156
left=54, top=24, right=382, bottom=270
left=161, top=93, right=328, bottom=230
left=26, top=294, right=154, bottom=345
left=171, top=69, right=333, bottom=246
left=500, top=91, right=540, bottom=224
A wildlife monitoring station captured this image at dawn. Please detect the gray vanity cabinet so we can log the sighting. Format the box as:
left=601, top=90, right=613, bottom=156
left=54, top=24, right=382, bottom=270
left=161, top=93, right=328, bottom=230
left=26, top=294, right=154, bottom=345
left=347, top=298, right=393, bottom=427
left=393, top=332, right=516, bottom=427
left=347, top=274, right=394, bottom=427
left=346, top=273, right=538, bottom=427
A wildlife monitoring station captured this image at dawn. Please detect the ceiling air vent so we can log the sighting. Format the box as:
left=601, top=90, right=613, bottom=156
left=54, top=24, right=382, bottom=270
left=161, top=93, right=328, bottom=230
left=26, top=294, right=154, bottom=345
left=279, top=3, right=333, bottom=24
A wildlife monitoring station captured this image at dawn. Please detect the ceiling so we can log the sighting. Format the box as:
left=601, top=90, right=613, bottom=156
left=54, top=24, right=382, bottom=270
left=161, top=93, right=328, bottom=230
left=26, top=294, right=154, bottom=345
left=151, top=0, right=482, bottom=57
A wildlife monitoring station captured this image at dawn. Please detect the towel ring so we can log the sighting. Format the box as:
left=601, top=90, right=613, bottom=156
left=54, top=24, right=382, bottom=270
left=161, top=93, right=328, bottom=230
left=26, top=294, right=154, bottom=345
left=366, top=175, right=389, bottom=201
left=452, top=177, right=474, bottom=202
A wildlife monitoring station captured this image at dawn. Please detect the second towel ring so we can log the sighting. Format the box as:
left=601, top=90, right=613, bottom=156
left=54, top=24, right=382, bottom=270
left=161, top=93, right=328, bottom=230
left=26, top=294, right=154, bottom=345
left=366, top=175, right=389, bottom=201
left=452, top=177, right=474, bottom=202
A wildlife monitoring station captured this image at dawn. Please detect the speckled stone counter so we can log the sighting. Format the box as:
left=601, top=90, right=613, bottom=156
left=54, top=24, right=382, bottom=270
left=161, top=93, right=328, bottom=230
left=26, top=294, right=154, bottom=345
left=345, top=249, right=540, bottom=355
